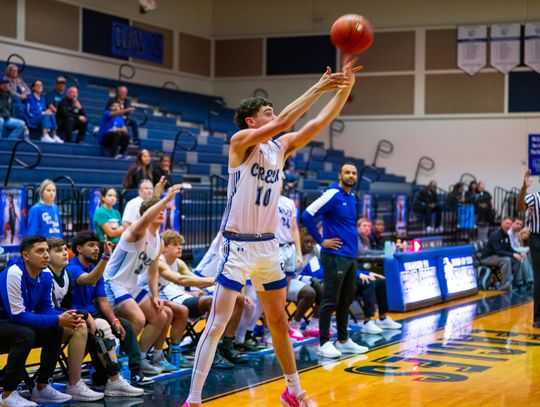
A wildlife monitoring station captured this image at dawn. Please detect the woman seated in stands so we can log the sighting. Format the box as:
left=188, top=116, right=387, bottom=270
left=153, top=154, right=173, bottom=186
left=122, top=149, right=153, bottom=190
left=93, top=187, right=125, bottom=244
left=26, top=179, right=63, bottom=238
left=26, top=80, right=62, bottom=143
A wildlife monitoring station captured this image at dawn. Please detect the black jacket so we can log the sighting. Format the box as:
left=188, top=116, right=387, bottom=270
left=56, top=97, right=86, bottom=121
left=483, top=228, right=515, bottom=258
left=0, top=90, right=14, bottom=120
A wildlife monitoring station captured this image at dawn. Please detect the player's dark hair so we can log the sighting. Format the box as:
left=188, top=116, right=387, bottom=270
left=46, top=237, right=66, bottom=250
left=20, top=235, right=47, bottom=253
left=234, top=97, right=273, bottom=129
left=71, top=230, right=100, bottom=255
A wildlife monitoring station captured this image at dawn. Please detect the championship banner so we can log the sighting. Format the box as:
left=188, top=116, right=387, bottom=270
left=0, top=188, right=27, bottom=252
left=360, top=194, right=373, bottom=221
left=524, top=22, right=540, bottom=73
left=528, top=134, right=540, bottom=176
left=88, top=190, right=102, bottom=231
left=457, top=25, right=487, bottom=76
left=395, top=194, right=407, bottom=238
left=111, top=22, right=164, bottom=64
left=490, top=23, right=521, bottom=74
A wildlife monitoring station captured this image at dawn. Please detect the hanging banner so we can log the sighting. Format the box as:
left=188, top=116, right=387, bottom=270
left=395, top=194, right=407, bottom=238
left=457, top=25, right=487, bottom=76
left=360, top=194, right=373, bottom=221
left=525, top=22, right=540, bottom=73
left=490, top=23, right=521, bottom=74
left=88, top=190, right=102, bottom=231
left=160, top=192, right=180, bottom=232
left=0, top=188, right=27, bottom=252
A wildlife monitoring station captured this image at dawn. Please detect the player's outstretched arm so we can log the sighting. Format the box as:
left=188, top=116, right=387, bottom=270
left=279, top=58, right=361, bottom=157
left=230, top=67, right=351, bottom=157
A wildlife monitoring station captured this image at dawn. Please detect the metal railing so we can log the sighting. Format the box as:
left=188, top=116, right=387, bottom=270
left=304, top=144, right=328, bottom=174
left=6, top=53, right=26, bottom=73
left=118, top=64, right=135, bottom=82
left=171, top=129, right=198, bottom=177
left=412, top=156, right=435, bottom=186
left=4, top=139, right=42, bottom=187
left=329, top=119, right=344, bottom=150
left=372, top=139, right=394, bottom=167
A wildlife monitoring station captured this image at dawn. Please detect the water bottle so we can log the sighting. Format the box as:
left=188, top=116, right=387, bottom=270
left=170, top=344, right=181, bottom=369
left=391, top=242, right=396, bottom=255
left=384, top=240, right=393, bottom=258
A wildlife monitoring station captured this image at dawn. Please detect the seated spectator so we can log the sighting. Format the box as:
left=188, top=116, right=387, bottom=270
left=0, top=236, right=76, bottom=405
left=508, top=218, right=533, bottom=287
left=107, top=86, right=139, bottom=145
left=46, top=76, right=67, bottom=114
left=26, top=179, right=62, bottom=238
left=123, top=149, right=153, bottom=190
left=0, top=76, right=25, bottom=139
left=93, top=187, right=125, bottom=244
left=26, top=80, right=62, bottom=143
left=480, top=217, right=526, bottom=290
left=357, top=218, right=372, bottom=254
left=413, top=180, right=442, bottom=233
left=97, top=101, right=130, bottom=158
left=122, top=178, right=154, bottom=228
left=66, top=230, right=153, bottom=387
left=56, top=86, right=87, bottom=143
left=368, top=218, right=386, bottom=250
left=519, top=227, right=534, bottom=288
left=4, top=63, right=29, bottom=101
left=153, top=154, right=173, bottom=186
left=476, top=181, right=494, bottom=242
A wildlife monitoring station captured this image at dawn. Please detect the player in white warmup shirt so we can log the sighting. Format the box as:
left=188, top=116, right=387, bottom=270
left=184, top=58, right=360, bottom=407
left=104, top=184, right=183, bottom=376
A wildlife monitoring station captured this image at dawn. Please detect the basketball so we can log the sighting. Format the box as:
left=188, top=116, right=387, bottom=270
left=330, top=14, right=374, bottom=54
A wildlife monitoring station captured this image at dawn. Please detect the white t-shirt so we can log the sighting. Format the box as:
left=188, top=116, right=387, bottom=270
left=122, top=196, right=143, bottom=224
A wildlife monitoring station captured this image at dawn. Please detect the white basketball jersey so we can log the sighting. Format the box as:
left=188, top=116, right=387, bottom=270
left=194, top=231, right=223, bottom=278
left=46, top=268, right=70, bottom=309
left=221, top=140, right=284, bottom=234
left=104, top=228, right=161, bottom=287
left=276, top=195, right=296, bottom=244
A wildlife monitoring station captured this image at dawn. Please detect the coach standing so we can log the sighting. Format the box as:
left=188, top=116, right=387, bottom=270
left=517, top=169, right=540, bottom=328
left=302, top=162, right=368, bottom=358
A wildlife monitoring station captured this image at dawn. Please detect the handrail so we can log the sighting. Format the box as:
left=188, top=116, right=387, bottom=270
left=459, top=172, right=477, bottom=185
left=304, top=145, right=328, bottom=173
left=412, top=156, right=435, bottom=186
left=131, top=107, right=148, bottom=127
left=6, top=53, right=26, bottom=73
left=118, top=64, right=135, bottom=81
left=64, top=75, right=79, bottom=89
left=52, top=175, right=76, bottom=189
left=253, top=88, right=269, bottom=98
left=171, top=130, right=198, bottom=177
left=329, top=119, right=344, bottom=150
left=372, top=139, right=394, bottom=167
left=357, top=165, right=381, bottom=189
left=4, top=139, right=42, bottom=187
left=162, top=81, right=179, bottom=90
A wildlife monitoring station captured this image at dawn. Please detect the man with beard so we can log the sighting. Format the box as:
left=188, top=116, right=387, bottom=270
left=302, top=163, right=369, bottom=359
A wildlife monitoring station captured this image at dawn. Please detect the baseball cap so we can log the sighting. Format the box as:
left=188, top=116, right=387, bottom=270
left=56, top=76, right=66, bottom=83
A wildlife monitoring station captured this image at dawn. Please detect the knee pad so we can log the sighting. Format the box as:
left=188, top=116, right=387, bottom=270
left=94, top=318, right=116, bottom=354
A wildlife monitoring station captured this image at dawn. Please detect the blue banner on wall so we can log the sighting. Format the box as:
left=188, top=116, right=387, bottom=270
left=360, top=194, right=373, bottom=221
left=0, top=188, right=27, bottom=253
left=528, top=134, right=540, bottom=175
left=112, top=22, right=163, bottom=64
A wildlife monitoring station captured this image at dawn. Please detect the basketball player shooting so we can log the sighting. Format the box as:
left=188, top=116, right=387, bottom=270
left=184, top=57, right=361, bottom=407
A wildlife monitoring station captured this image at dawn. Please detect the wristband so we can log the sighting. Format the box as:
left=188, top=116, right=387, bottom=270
left=112, top=318, right=120, bottom=324
left=101, top=253, right=111, bottom=261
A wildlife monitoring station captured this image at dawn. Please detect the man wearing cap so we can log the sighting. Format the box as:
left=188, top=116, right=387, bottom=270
left=46, top=77, right=67, bottom=114
left=0, top=76, right=26, bottom=139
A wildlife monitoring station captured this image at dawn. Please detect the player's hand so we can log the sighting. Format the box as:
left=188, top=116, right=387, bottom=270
left=513, top=253, right=523, bottom=261
left=152, top=297, right=164, bottom=312
left=321, top=238, right=342, bottom=250
left=112, top=319, right=126, bottom=340
left=524, top=169, right=533, bottom=189
left=165, top=184, right=183, bottom=201
left=154, top=176, right=167, bottom=198
left=316, top=67, right=350, bottom=93
left=103, top=236, right=114, bottom=256
left=295, top=253, right=303, bottom=270
left=359, top=273, right=374, bottom=284
left=59, top=310, right=83, bottom=330
left=370, top=272, right=385, bottom=280
left=342, top=54, right=363, bottom=86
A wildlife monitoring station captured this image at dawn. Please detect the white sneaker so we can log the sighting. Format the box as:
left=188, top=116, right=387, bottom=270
left=65, top=380, right=104, bottom=401
left=361, top=320, right=384, bottom=334
left=375, top=316, right=402, bottom=330
left=105, top=376, right=144, bottom=397
left=141, top=359, right=162, bottom=376
left=334, top=338, right=369, bottom=354
left=0, top=390, right=37, bottom=407
left=40, top=134, right=55, bottom=143
left=52, top=135, right=64, bottom=143
left=317, top=341, right=342, bottom=358
left=31, top=383, right=72, bottom=404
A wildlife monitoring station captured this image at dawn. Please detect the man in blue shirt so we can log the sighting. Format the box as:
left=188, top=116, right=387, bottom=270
left=302, top=163, right=368, bottom=359
left=0, top=235, right=80, bottom=406
left=97, top=101, right=130, bottom=158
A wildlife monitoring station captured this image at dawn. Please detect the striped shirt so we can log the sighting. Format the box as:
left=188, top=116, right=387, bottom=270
left=524, top=192, right=540, bottom=233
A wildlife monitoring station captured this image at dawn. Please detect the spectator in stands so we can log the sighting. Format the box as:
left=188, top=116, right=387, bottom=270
left=413, top=180, right=442, bottom=233
left=508, top=218, right=524, bottom=249
left=368, top=218, right=386, bottom=250
left=4, top=64, right=29, bottom=101
left=0, top=76, right=26, bottom=139
left=153, top=154, right=173, bottom=186
left=108, top=86, right=139, bottom=145
left=56, top=86, right=87, bottom=143
left=465, top=181, right=479, bottom=204
left=26, top=179, right=62, bottom=238
left=481, top=216, right=526, bottom=290
left=508, top=218, right=532, bottom=287
left=122, top=178, right=154, bottom=228
left=26, top=80, right=62, bottom=143
left=0, top=236, right=77, bottom=405
left=476, top=181, right=494, bottom=242
left=518, top=226, right=534, bottom=288
left=93, top=187, right=125, bottom=244
left=357, top=218, right=372, bottom=254
left=447, top=182, right=465, bottom=212
left=123, top=149, right=153, bottom=190
left=98, top=101, right=130, bottom=158
left=46, top=76, right=67, bottom=114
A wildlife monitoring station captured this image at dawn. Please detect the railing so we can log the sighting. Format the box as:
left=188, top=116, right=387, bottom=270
left=131, top=108, right=148, bottom=127
left=329, top=119, right=344, bottom=150
left=162, top=81, right=179, bottom=90
left=3, top=139, right=42, bottom=187
left=171, top=129, right=198, bottom=176
left=304, top=145, right=328, bottom=174
left=252, top=88, right=269, bottom=98
left=372, top=139, right=394, bottom=167
left=6, top=53, right=26, bottom=73
left=412, top=156, right=435, bottom=186
left=493, top=186, right=517, bottom=221
left=459, top=172, right=477, bottom=185
left=118, top=63, right=135, bottom=82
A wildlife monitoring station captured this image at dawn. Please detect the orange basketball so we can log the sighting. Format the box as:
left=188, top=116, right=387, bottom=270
left=330, top=14, right=374, bottom=55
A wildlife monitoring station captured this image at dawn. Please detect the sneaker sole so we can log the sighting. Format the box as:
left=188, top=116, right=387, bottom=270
left=31, top=396, right=73, bottom=403
left=317, top=351, right=342, bottom=358
left=105, top=390, right=145, bottom=397
left=68, top=394, right=104, bottom=401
